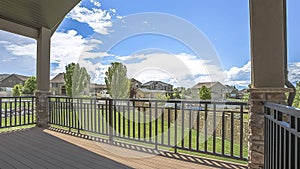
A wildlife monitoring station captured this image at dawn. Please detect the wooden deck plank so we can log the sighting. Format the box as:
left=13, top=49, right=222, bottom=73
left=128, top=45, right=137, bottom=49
left=0, top=128, right=247, bottom=169
left=0, top=158, right=17, bottom=169
left=0, top=134, right=64, bottom=169
left=1, top=128, right=131, bottom=169
left=19, top=129, right=131, bottom=169
left=45, top=129, right=229, bottom=169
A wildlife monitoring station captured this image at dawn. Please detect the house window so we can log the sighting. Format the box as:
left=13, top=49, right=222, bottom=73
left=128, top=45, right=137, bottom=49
left=52, top=83, right=58, bottom=88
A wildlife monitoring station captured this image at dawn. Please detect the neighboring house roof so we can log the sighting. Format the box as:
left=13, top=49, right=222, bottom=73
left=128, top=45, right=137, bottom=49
left=90, top=83, right=106, bottom=89
left=1, top=74, right=29, bottom=83
left=142, top=80, right=172, bottom=87
left=192, top=82, right=223, bottom=89
left=0, top=74, right=10, bottom=81
left=137, top=88, right=171, bottom=93
left=50, top=73, right=65, bottom=83
left=225, top=85, right=237, bottom=93
left=0, top=74, right=30, bottom=88
left=130, top=78, right=142, bottom=85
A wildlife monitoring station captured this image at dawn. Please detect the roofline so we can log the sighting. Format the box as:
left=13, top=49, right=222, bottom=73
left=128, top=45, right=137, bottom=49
left=0, top=73, right=29, bottom=82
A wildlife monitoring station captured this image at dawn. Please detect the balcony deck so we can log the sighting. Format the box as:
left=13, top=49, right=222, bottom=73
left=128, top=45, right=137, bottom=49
left=0, top=127, right=247, bottom=169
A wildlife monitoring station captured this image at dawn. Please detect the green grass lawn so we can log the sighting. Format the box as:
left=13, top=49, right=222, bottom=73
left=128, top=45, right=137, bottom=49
left=49, top=107, right=248, bottom=164
left=0, top=114, right=35, bottom=128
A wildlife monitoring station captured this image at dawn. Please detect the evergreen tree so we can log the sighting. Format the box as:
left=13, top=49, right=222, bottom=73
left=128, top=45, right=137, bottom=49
left=22, top=76, right=36, bottom=95
left=199, top=86, right=211, bottom=100
left=64, top=63, right=91, bottom=97
left=105, top=62, right=130, bottom=98
left=12, top=84, right=23, bottom=96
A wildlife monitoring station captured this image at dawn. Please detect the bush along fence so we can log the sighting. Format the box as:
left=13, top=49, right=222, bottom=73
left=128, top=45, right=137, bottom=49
left=48, top=96, right=248, bottom=161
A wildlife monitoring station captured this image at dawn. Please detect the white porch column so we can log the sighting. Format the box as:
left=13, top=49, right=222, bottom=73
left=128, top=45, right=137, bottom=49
left=249, top=0, right=288, bottom=168
left=36, top=27, right=51, bottom=128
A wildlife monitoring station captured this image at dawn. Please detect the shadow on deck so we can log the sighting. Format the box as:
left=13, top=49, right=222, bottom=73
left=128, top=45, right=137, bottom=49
left=0, top=127, right=247, bottom=169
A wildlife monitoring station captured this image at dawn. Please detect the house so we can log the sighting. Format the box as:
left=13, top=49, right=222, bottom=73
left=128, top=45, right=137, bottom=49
left=0, top=74, right=29, bottom=89
left=50, top=73, right=107, bottom=96
left=0, top=74, right=30, bottom=96
left=133, top=81, right=173, bottom=99
left=90, top=83, right=107, bottom=97
left=225, top=85, right=240, bottom=99
left=130, top=78, right=142, bottom=89
left=192, top=82, right=227, bottom=100
left=0, top=74, right=9, bottom=92
left=136, top=88, right=169, bottom=99
left=50, top=73, right=66, bottom=95
left=141, top=81, right=173, bottom=91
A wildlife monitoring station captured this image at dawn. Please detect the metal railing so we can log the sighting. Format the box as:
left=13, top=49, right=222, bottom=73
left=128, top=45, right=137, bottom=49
left=0, top=96, right=35, bottom=128
left=49, top=96, right=248, bottom=161
left=264, top=102, right=300, bottom=169
left=49, top=97, right=248, bottom=160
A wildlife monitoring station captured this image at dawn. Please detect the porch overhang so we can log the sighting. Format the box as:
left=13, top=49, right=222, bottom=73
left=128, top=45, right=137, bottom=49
left=0, top=0, right=80, bottom=39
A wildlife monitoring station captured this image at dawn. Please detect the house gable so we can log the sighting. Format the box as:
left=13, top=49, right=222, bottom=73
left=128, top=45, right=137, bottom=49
left=0, top=74, right=29, bottom=88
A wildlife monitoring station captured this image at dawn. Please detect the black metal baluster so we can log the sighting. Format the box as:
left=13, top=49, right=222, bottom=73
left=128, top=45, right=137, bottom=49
left=161, top=107, right=164, bottom=145
left=138, top=107, right=141, bottom=140
left=181, top=105, right=184, bottom=149
left=168, top=108, right=171, bottom=146
left=123, top=104, right=125, bottom=137
left=240, top=105, right=244, bottom=158
left=213, top=104, right=216, bottom=154
left=189, top=109, right=192, bottom=150
left=149, top=104, right=152, bottom=143
left=222, top=111, right=225, bottom=155
left=204, top=103, right=208, bottom=152
left=14, top=98, right=17, bottom=126
left=155, top=102, right=158, bottom=149
left=230, top=111, right=234, bottom=157
left=144, top=107, right=146, bottom=141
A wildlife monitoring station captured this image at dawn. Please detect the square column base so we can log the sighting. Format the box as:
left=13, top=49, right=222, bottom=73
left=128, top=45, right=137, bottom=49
left=36, top=90, right=51, bottom=128
left=247, top=88, right=290, bottom=169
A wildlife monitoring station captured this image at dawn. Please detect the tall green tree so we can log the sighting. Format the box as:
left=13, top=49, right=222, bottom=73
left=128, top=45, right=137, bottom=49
left=64, top=63, right=91, bottom=97
left=22, top=76, right=36, bottom=95
left=12, top=84, right=23, bottom=96
left=172, top=87, right=185, bottom=99
left=293, top=82, right=300, bottom=108
left=105, top=62, right=130, bottom=98
left=199, top=86, right=211, bottom=100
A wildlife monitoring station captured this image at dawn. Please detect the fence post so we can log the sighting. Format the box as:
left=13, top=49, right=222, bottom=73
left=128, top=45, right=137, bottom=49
left=109, top=98, right=114, bottom=144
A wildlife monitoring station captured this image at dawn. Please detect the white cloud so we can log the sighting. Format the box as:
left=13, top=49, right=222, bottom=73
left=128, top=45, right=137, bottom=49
left=115, top=52, right=212, bottom=87
left=67, top=3, right=114, bottom=34
left=223, top=61, right=300, bottom=89
left=50, top=30, right=87, bottom=75
left=224, top=61, right=251, bottom=88
left=4, top=42, right=36, bottom=58
left=288, top=62, right=300, bottom=84
left=90, top=0, right=101, bottom=7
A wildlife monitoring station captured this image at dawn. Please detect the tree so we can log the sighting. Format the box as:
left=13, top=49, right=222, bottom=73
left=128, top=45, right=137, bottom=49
left=64, top=63, right=91, bottom=97
left=293, top=82, right=300, bottom=108
left=199, top=86, right=211, bottom=100
left=105, top=62, right=130, bottom=98
left=12, top=84, right=23, bottom=96
left=22, top=76, right=36, bottom=95
left=172, top=87, right=185, bottom=99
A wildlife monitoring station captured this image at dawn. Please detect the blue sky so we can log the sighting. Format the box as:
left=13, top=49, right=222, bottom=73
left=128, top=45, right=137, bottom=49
left=0, top=0, right=299, bottom=89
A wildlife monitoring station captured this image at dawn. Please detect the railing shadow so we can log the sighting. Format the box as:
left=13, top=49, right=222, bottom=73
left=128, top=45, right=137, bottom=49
left=49, top=127, right=247, bottom=169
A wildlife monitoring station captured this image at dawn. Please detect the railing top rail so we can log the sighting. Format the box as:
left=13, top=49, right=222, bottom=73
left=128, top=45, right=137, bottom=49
left=48, top=96, right=247, bottom=105
left=265, top=102, right=300, bottom=118
left=0, top=96, right=35, bottom=99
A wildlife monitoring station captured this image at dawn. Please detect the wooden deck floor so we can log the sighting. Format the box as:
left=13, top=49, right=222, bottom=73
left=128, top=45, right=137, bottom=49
left=0, top=127, right=247, bottom=169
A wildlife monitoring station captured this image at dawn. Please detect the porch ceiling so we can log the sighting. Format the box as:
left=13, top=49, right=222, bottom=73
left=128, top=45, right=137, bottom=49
left=0, top=0, right=80, bottom=39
